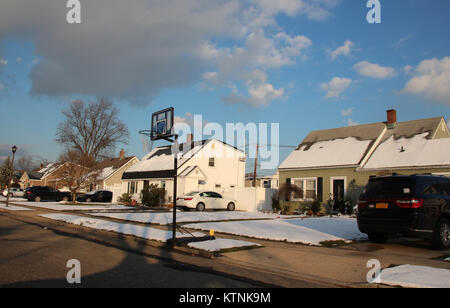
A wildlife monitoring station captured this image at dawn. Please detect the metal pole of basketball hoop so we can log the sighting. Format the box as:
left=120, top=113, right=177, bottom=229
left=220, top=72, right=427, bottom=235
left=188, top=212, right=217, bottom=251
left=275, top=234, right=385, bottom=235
left=171, top=134, right=178, bottom=246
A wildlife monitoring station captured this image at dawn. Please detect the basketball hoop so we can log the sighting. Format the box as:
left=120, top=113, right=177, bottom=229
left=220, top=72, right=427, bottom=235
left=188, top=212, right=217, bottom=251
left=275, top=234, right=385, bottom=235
left=139, top=129, right=154, bottom=153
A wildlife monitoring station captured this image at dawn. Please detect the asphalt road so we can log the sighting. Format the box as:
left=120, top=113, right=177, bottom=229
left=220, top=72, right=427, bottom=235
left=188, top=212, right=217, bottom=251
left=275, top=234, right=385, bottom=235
left=0, top=214, right=258, bottom=288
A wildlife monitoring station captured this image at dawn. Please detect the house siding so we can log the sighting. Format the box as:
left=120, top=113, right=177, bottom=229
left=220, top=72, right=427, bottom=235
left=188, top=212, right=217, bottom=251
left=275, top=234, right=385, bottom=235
left=279, top=167, right=450, bottom=203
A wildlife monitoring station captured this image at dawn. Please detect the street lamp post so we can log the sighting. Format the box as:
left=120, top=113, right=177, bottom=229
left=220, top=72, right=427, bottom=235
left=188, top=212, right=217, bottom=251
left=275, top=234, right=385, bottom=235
left=5, top=145, right=17, bottom=208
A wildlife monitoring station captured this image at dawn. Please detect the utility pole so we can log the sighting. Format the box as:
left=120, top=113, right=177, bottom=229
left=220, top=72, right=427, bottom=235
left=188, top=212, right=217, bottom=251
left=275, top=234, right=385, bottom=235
left=252, top=143, right=259, bottom=187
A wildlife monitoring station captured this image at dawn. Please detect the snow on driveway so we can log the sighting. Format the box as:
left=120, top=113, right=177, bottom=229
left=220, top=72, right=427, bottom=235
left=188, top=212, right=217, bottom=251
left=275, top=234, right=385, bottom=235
left=40, top=214, right=260, bottom=252
left=184, top=217, right=367, bottom=246
left=378, top=264, right=450, bottom=288
left=91, top=211, right=297, bottom=225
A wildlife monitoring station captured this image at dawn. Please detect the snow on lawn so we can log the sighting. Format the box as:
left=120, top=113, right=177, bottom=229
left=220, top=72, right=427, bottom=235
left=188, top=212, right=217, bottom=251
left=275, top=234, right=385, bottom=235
left=0, top=203, right=33, bottom=211
left=92, top=211, right=297, bottom=225
left=378, top=264, right=450, bottom=288
left=184, top=217, right=367, bottom=246
left=11, top=201, right=133, bottom=211
left=39, top=214, right=260, bottom=252
left=40, top=213, right=205, bottom=242
left=187, top=239, right=260, bottom=252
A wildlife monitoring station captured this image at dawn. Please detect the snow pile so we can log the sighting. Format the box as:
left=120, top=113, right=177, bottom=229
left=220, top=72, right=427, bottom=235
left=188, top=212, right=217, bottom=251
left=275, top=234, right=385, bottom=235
left=379, top=264, right=450, bottom=288
left=185, top=217, right=367, bottom=246
left=363, top=133, right=450, bottom=169
left=40, top=214, right=260, bottom=252
left=40, top=214, right=204, bottom=242
left=92, top=211, right=298, bottom=225
left=187, top=239, right=260, bottom=252
left=279, top=137, right=372, bottom=169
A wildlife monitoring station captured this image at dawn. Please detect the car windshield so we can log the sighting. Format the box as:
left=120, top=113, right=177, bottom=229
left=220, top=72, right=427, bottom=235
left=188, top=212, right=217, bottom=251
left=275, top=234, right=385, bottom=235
left=360, top=178, right=413, bottom=199
left=185, top=191, right=199, bottom=196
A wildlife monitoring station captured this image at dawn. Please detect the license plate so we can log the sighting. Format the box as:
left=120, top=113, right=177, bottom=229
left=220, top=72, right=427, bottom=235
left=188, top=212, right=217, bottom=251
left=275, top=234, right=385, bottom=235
left=376, top=203, right=389, bottom=209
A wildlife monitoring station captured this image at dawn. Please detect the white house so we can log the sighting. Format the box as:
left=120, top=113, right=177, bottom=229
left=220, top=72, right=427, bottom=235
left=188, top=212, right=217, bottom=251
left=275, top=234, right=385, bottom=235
left=121, top=138, right=246, bottom=203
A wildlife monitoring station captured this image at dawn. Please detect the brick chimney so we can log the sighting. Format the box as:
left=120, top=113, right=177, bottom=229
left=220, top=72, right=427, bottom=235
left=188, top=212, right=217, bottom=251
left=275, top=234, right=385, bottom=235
left=186, top=133, right=193, bottom=144
left=119, top=149, right=125, bottom=160
left=386, top=109, right=397, bottom=129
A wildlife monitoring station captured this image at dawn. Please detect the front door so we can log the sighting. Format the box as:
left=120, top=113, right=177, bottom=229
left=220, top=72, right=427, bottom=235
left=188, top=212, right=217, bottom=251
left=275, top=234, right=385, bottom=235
left=332, top=179, right=345, bottom=205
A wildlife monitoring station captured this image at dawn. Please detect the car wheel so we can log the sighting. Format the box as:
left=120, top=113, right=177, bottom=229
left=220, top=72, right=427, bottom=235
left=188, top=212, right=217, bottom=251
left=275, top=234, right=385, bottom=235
left=8, top=193, right=13, bottom=197
left=227, top=202, right=235, bottom=211
left=34, top=196, right=41, bottom=202
left=196, top=203, right=205, bottom=212
left=62, top=196, right=69, bottom=202
left=431, top=217, right=449, bottom=250
left=368, top=234, right=388, bottom=244
left=86, top=198, right=92, bottom=203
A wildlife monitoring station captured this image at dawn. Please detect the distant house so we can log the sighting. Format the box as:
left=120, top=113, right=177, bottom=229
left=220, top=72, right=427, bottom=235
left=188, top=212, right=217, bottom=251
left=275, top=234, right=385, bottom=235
left=278, top=110, right=450, bottom=204
left=121, top=137, right=246, bottom=203
left=245, top=172, right=279, bottom=189
left=92, top=149, right=139, bottom=200
left=20, top=163, right=62, bottom=189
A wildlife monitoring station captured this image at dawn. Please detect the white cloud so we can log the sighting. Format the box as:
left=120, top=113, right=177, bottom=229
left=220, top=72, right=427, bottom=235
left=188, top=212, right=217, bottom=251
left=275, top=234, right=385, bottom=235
left=341, top=107, right=354, bottom=117
left=201, top=30, right=309, bottom=106
left=320, top=77, right=352, bottom=99
left=248, top=0, right=339, bottom=20
left=329, top=40, right=354, bottom=60
left=401, top=57, right=450, bottom=105
left=0, top=58, right=7, bottom=66
left=347, top=118, right=359, bottom=126
left=16, top=57, right=22, bottom=63
left=354, top=61, right=396, bottom=79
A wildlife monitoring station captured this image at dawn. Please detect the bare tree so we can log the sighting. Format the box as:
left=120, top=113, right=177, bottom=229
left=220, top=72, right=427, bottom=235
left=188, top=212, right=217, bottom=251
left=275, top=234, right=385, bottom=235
left=17, top=155, right=37, bottom=173
left=56, top=150, right=100, bottom=202
left=55, top=98, right=129, bottom=163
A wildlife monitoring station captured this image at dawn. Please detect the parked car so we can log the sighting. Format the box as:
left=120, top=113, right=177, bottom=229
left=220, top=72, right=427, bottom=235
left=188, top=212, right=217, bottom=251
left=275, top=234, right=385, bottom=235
left=357, top=174, right=450, bottom=250
left=1, top=187, right=24, bottom=197
left=76, top=190, right=113, bottom=203
left=24, top=186, right=72, bottom=202
left=176, top=191, right=237, bottom=211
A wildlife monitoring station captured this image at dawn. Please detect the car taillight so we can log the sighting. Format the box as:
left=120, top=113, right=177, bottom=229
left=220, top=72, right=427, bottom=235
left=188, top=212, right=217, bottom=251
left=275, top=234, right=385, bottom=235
left=357, top=200, right=367, bottom=209
left=27, top=191, right=31, bottom=194
left=394, top=198, right=423, bottom=209
left=184, top=198, right=193, bottom=201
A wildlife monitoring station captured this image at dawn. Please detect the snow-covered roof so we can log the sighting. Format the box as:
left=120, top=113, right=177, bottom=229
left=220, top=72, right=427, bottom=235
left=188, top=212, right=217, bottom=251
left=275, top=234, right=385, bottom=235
left=362, top=133, right=450, bottom=170
left=279, top=137, right=373, bottom=169
left=36, top=163, right=61, bottom=179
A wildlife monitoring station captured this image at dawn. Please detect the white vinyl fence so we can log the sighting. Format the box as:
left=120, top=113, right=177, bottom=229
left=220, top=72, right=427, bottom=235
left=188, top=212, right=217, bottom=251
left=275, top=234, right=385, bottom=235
left=222, top=187, right=277, bottom=212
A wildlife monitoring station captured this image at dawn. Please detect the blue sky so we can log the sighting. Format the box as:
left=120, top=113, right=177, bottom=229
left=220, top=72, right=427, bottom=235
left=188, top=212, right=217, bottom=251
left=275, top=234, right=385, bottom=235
left=0, top=0, right=449, bottom=175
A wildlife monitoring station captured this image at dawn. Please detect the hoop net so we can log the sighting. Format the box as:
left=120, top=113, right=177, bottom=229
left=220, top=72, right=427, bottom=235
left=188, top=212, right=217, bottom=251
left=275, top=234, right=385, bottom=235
left=139, top=130, right=154, bottom=153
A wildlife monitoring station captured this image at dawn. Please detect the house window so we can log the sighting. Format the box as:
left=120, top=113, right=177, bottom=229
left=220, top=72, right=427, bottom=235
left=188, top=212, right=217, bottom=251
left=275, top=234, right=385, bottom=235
left=292, top=178, right=317, bottom=200
left=161, top=180, right=166, bottom=189
left=215, top=184, right=221, bottom=188
left=127, top=181, right=138, bottom=194
left=209, top=157, right=215, bottom=167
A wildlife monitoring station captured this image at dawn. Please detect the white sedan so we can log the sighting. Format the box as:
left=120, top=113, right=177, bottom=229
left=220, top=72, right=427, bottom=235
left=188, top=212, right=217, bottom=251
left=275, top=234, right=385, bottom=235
left=176, top=191, right=237, bottom=211
left=2, top=187, right=24, bottom=197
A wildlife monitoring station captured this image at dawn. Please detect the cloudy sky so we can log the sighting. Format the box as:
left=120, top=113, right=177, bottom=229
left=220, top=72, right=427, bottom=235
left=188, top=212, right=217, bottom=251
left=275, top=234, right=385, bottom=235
left=0, top=0, right=449, bottom=173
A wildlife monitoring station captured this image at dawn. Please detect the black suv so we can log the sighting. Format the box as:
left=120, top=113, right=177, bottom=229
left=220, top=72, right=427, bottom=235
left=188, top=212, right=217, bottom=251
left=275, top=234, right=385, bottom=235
left=76, top=190, right=113, bottom=203
left=357, top=174, right=450, bottom=250
left=24, top=186, right=72, bottom=202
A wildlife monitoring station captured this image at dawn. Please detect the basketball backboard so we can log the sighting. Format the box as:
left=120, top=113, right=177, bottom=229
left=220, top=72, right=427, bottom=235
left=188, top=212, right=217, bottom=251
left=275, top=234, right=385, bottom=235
left=150, top=107, right=174, bottom=141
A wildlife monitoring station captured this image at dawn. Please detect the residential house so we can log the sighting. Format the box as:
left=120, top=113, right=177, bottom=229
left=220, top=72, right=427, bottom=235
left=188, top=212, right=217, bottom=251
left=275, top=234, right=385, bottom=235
left=278, top=110, right=450, bottom=205
left=20, top=163, right=62, bottom=189
left=92, top=149, right=139, bottom=201
left=121, top=137, right=246, bottom=203
left=245, top=172, right=279, bottom=189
